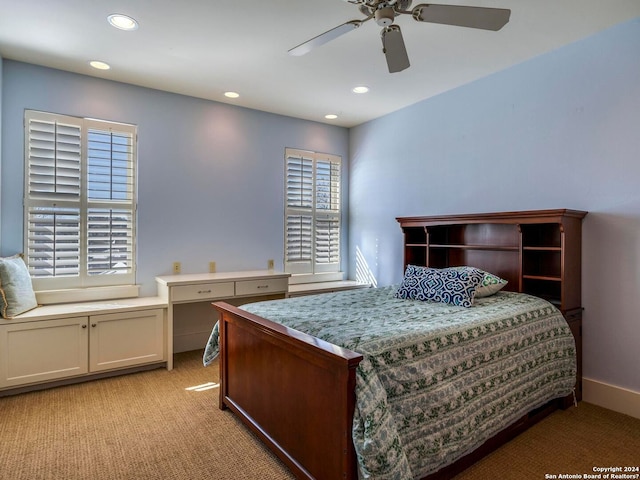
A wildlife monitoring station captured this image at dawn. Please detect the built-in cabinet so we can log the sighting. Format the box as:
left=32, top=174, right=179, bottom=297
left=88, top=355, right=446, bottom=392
left=0, top=316, right=90, bottom=388
left=396, top=209, right=587, bottom=399
left=0, top=299, right=167, bottom=393
left=88, top=309, right=165, bottom=373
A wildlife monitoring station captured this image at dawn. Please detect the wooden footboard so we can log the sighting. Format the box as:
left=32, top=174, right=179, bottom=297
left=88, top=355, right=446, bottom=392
left=213, top=301, right=363, bottom=480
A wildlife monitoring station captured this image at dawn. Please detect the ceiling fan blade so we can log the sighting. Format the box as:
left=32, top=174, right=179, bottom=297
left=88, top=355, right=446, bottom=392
left=381, top=25, right=410, bottom=73
left=412, top=4, right=511, bottom=31
left=288, top=20, right=362, bottom=56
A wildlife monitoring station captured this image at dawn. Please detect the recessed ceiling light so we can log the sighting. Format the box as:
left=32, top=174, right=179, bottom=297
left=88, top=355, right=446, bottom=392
left=325, top=114, right=338, bottom=120
left=224, top=91, right=240, bottom=98
left=89, top=61, right=111, bottom=70
left=352, top=86, right=369, bottom=94
left=108, top=14, right=139, bottom=31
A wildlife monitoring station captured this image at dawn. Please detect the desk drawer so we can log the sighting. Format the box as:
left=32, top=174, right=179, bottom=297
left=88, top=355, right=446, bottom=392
left=235, top=278, right=288, bottom=296
left=171, top=282, right=235, bottom=302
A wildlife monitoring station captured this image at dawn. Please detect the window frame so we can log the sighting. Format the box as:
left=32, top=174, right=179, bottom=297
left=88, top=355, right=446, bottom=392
left=284, top=148, right=342, bottom=278
left=23, top=110, right=137, bottom=293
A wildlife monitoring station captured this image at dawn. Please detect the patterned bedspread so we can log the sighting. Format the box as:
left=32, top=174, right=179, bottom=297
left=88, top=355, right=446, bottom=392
left=203, top=286, right=576, bottom=480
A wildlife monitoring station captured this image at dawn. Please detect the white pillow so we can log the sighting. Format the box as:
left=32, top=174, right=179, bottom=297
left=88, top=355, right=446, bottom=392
left=0, top=254, right=38, bottom=318
left=450, top=266, right=508, bottom=298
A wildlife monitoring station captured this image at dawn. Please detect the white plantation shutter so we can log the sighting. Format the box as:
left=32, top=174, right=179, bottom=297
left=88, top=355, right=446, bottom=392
left=315, top=217, right=340, bottom=265
left=87, top=208, right=134, bottom=276
left=26, top=206, right=80, bottom=278
left=285, top=215, right=313, bottom=263
left=86, top=127, right=134, bottom=201
left=27, top=116, right=81, bottom=198
left=24, top=110, right=137, bottom=290
left=85, top=122, right=135, bottom=279
left=286, top=154, right=313, bottom=209
left=286, top=152, right=314, bottom=269
left=314, top=157, right=340, bottom=270
left=285, top=149, right=341, bottom=275
left=315, top=158, right=340, bottom=211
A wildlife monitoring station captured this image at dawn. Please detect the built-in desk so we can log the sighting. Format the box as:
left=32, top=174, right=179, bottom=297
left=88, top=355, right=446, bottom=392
left=156, top=270, right=290, bottom=369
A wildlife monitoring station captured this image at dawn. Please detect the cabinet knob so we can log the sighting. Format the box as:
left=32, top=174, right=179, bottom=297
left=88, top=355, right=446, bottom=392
left=91, top=323, right=97, bottom=327
left=82, top=324, right=87, bottom=329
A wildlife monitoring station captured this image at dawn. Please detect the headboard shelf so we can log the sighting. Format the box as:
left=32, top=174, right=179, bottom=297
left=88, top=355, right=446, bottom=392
left=523, top=275, right=562, bottom=281
left=429, top=244, right=520, bottom=251
left=396, top=209, right=586, bottom=312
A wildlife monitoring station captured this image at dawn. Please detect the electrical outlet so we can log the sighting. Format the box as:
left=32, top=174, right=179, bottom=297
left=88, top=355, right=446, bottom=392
left=172, top=262, right=181, bottom=274
left=209, top=261, right=216, bottom=273
left=267, top=259, right=274, bottom=271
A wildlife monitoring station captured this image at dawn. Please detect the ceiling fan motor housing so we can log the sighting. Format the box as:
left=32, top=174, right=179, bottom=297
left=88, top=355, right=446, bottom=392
left=375, top=6, right=395, bottom=26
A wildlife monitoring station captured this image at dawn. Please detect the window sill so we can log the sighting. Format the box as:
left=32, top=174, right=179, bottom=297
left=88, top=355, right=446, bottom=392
left=287, top=272, right=344, bottom=285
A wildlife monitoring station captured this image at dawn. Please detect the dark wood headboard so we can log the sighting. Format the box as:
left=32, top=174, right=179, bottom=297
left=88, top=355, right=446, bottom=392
left=396, top=209, right=587, bottom=313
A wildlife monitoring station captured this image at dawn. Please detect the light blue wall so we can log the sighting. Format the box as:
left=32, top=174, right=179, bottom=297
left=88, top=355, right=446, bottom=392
left=0, top=61, right=349, bottom=296
left=349, top=18, right=640, bottom=392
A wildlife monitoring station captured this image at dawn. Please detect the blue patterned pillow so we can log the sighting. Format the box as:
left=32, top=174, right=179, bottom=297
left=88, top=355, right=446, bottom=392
left=395, top=265, right=484, bottom=307
left=0, top=254, right=38, bottom=318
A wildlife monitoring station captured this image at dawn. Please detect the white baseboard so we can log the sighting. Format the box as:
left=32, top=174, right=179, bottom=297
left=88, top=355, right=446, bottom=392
left=583, top=377, right=640, bottom=419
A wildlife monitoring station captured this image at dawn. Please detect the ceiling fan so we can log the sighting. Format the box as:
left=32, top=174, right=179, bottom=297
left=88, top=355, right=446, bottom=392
left=288, top=1, right=511, bottom=73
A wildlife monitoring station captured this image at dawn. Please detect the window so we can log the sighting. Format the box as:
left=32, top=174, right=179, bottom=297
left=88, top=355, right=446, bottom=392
left=284, top=148, right=341, bottom=277
left=24, top=110, right=137, bottom=291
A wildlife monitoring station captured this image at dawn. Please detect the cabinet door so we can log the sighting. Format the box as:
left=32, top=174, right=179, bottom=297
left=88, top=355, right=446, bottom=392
left=89, top=309, right=165, bottom=372
left=0, top=317, right=89, bottom=389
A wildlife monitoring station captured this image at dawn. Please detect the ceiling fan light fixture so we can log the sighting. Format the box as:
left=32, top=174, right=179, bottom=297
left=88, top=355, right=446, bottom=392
left=375, top=6, right=395, bottom=26
left=107, top=14, right=139, bottom=31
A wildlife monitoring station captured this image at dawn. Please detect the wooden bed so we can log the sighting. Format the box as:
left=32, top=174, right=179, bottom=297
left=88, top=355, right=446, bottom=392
left=212, top=209, right=586, bottom=480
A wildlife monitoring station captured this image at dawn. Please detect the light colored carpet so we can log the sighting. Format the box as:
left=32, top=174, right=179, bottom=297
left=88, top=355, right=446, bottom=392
left=1, top=350, right=638, bottom=480
left=0, top=350, right=295, bottom=480
left=452, top=399, right=640, bottom=479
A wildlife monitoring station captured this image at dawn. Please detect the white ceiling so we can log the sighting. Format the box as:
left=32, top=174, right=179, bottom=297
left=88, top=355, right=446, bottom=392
left=1, top=0, right=639, bottom=128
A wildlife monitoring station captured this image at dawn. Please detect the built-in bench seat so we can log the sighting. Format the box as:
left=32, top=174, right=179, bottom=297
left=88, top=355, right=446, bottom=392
left=8, top=296, right=167, bottom=322
left=0, top=296, right=168, bottom=395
